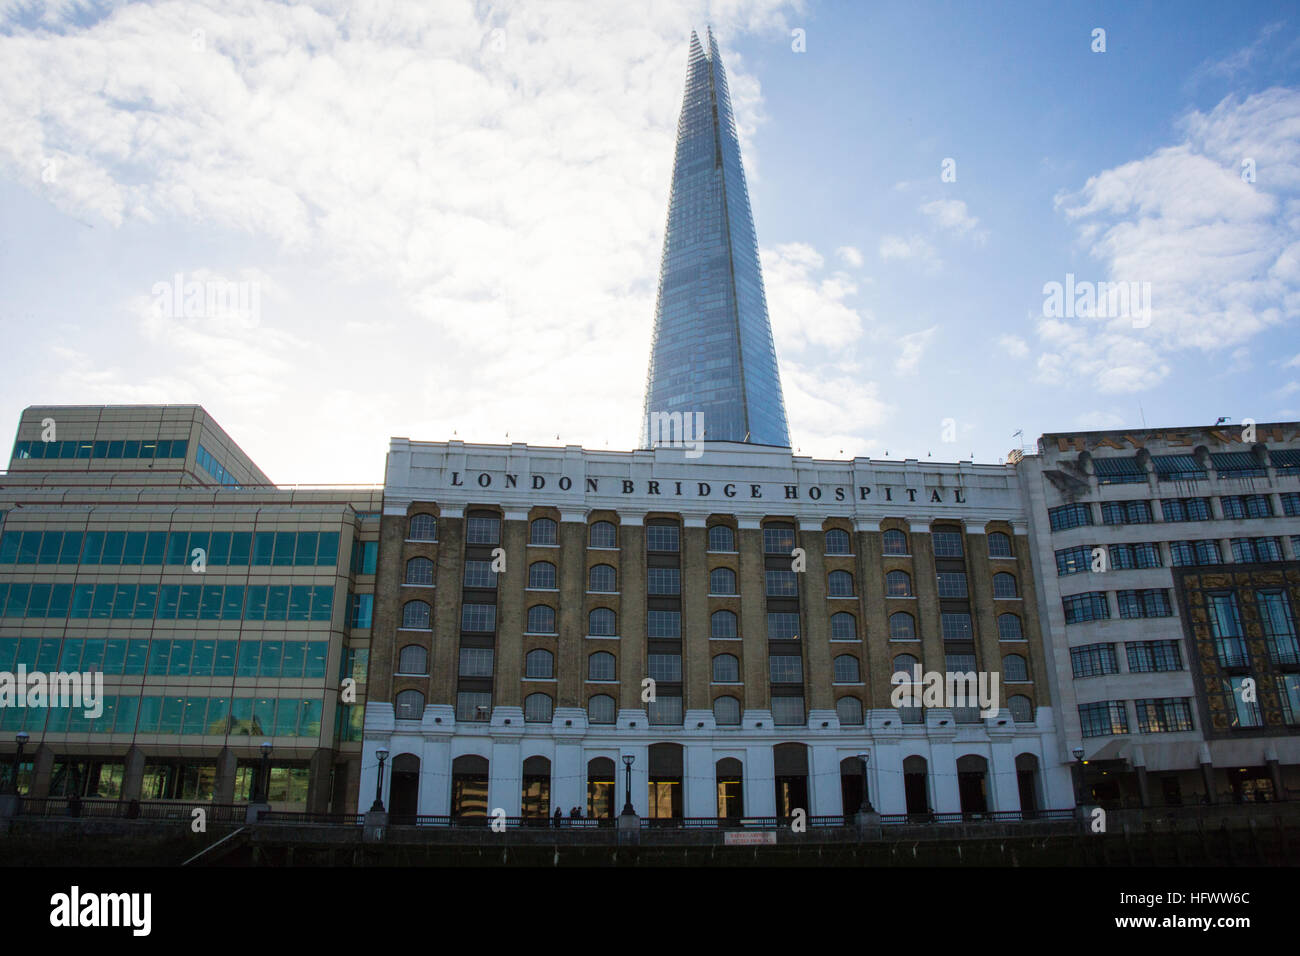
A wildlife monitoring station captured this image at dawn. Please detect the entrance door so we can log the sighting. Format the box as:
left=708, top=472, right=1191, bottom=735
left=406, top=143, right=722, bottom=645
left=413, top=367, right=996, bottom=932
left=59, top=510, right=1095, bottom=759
left=389, top=754, right=419, bottom=823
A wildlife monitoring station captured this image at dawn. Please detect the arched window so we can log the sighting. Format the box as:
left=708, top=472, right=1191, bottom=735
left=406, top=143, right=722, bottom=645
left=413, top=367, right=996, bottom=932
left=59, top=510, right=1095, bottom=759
left=889, top=612, right=916, bottom=639
left=527, top=605, right=556, bottom=634
left=836, top=696, right=864, bottom=726
left=886, top=570, right=912, bottom=597
left=402, top=600, right=431, bottom=629
left=524, top=693, right=553, bottom=723
left=993, top=573, right=1018, bottom=598
left=394, top=689, right=424, bottom=720
left=589, top=564, right=616, bottom=592
left=708, top=525, right=735, bottom=552
left=588, top=521, right=617, bottom=549
left=713, top=695, right=741, bottom=725
left=1009, top=695, right=1034, bottom=723
left=998, top=613, right=1024, bottom=641
left=588, top=608, right=616, bottom=636
left=830, top=612, right=857, bottom=640
left=588, top=694, right=616, bottom=724
left=828, top=570, right=855, bottom=596
left=588, top=651, right=616, bottom=681
left=825, top=528, right=851, bottom=555
left=709, top=567, right=737, bottom=595
left=528, top=561, right=557, bottom=589
left=405, top=556, right=434, bottom=586
left=1003, top=654, right=1029, bottom=682
left=525, top=649, right=554, bottom=679
left=882, top=529, right=908, bottom=555
left=833, top=655, right=861, bottom=683
left=712, top=654, right=740, bottom=682
left=397, top=645, right=428, bottom=675
left=892, top=654, right=919, bottom=679
left=408, top=514, right=437, bottom=541
left=711, top=609, right=738, bottom=639
left=530, top=517, right=558, bottom=545
left=988, top=532, right=1013, bottom=557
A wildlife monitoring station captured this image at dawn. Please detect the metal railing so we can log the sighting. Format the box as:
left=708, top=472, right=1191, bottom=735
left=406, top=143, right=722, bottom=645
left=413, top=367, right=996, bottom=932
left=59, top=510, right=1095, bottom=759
left=17, top=797, right=247, bottom=823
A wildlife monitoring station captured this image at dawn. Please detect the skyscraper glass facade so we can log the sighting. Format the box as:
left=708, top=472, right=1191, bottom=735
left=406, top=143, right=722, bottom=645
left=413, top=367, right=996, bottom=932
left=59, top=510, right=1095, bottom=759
left=641, top=29, right=791, bottom=448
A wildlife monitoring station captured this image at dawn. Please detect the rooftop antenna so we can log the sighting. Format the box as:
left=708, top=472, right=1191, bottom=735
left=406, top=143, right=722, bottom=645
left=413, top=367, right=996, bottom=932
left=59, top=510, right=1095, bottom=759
left=1139, top=403, right=1147, bottom=428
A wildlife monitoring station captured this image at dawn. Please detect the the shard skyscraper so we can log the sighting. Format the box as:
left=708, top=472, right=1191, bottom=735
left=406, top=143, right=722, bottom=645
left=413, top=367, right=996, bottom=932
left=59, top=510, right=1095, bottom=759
left=641, top=28, right=791, bottom=448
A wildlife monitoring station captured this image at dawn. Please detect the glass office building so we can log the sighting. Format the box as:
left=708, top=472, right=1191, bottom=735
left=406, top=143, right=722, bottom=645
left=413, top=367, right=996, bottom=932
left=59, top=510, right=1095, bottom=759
left=641, top=28, right=791, bottom=449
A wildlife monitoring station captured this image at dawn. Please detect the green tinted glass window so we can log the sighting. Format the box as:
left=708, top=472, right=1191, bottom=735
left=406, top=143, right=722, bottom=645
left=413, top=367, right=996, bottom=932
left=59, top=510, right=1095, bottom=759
left=157, top=585, right=179, bottom=619
left=266, top=586, right=289, bottom=621
left=134, top=585, right=157, bottom=619
left=192, top=640, right=215, bottom=677
left=143, top=531, right=166, bottom=564
left=304, top=642, right=327, bottom=678
left=236, top=643, right=260, bottom=677
left=124, top=641, right=150, bottom=675
left=260, top=642, right=282, bottom=677
left=222, top=586, right=244, bottom=620
left=35, top=639, right=60, bottom=670
left=102, top=639, right=127, bottom=675
left=178, top=585, right=200, bottom=619
left=165, top=532, right=189, bottom=565
left=168, top=640, right=192, bottom=675
left=58, top=532, right=81, bottom=564
left=182, top=697, right=208, bottom=735
left=136, top=697, right=162, bottom=733
left=147, top=641, right=172, bottom=675
left=58, top=639, right=83, bottom=671
left=199, top=586, right=223, bottom=620
left=100, top=531, right=125, bottom=565
left=122, top=532, right=147, bottom=564
left=207, top=531, right=230, bottom=565
left=310, top=586, right=332, bottom=621
left=253, top=532, right=275, bottom=566
left=91, top=584, right=115, bottom=618
left=26, top=583, right=51, bottom=617
left=244, top=586, right=267, bottom=621
left=81, top=531, right=104, bottom=564
left=229, top=532, right=252, bottom=565
left=298, top=699, right=322, bottom=737
left=114, top=696, right=139, bottom=733
left=294, top=532, right=317, bottom=566
left=111, top=585, right=136, bottom=619
left=317, top=532, right=340, bottom=566
left=281, top=641, right=305, bottom=678
left=273, top=532, right=295, bottom=566
left=38, top=532, right=62, bottom=564
left=214, top=642, right=238, bottom=676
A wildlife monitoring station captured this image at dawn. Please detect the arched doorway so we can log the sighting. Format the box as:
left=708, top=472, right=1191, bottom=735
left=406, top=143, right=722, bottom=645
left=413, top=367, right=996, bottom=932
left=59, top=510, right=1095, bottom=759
left=956, top=754, right=989, bottom=814
left=587, top=757, right=616, bottom=821
left=903, top=755, right=930, bottom=816
left=716, top=757, right=744, bottom=819
left=521, top=755, right=551, bottom=824
left=1015, top=753, right=1040, bottom=816
left=389, top=753, right=420, bottom=823
left=773, top=743, right=808, bottom=818
left=839, top=756, right=865, bottom=817
left=648, top=743, right=683, bottom=820
left=451, top=754, right=489, bottom=821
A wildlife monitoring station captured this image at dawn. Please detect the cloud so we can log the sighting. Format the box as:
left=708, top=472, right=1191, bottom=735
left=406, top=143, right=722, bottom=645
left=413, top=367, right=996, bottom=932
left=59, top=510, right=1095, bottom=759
left=835, top=245, right=863, bottom=268
left=762, top=242, right=867, bottom=351
left=878, top=234, right=939, bottom=269
left=998, top=334, right=1029, bottom=359
left=0, top=0, right=807, bottom=479
left=895, top=325, right=937, bottom=375
left=920, top=198, right=987, bottom=243
left=1035, top=87, right=1300, bottom=393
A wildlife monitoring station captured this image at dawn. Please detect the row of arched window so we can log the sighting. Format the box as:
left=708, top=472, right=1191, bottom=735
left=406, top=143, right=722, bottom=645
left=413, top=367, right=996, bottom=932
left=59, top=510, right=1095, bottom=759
left=397, top=599, right=1026, bottom=643
left=392, top=688, right=1035, bottom=726
left=405, top=514, right=1019, bottom=559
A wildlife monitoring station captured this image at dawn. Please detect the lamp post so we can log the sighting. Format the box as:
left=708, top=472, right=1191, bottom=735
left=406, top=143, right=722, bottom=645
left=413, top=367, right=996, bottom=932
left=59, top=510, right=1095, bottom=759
left=620, top=754, right=635, bottom=817
left=1072, top=746, right=1085, bottom=806
left=11, top=732, right=29, bottom=795
left=858, top=751, right=874, bottom=814
left=257, top=742, right=272, bottom=803
left=372, top=749, right=389, bottom=812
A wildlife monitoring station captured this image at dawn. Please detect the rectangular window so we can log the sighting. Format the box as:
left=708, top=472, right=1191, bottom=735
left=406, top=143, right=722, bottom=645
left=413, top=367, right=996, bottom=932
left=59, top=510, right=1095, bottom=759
left=648, top=653, right=683, bottom=683
left=1079, top=700, right=1129, bottom=737
left=1258, top=590, right=1300, bottom=666
left=646, top=609, right=681, bottom=638
left=1070, top=643, right=1118, bottom=678
left=463, top=560, right=496, bottom=589
left=1126, top=640, right=1183, bottom=673
left=349, top=593, right=374, bottom=629
left=940, top=612, right=972, bottom=640
left=647, top=567, right=682, bottom=595
left=461, top=603, right=496, bottom=632
left=1207, top=592, right=1248, bottom=667
left=1048, top=504, right=1092, bottom=531
left=1101, top=500, right=1152, bottom=525
left=1063, top=591, right=1109, bottom=624
left=466, top=516, right=501, bottom=545
left=458, top=647, right=494, bottom=677
left=1116, top=589, right=1172, bottom=619
left=931, top=530, right=964, bottom=557
left=762, top=526, right=794, bottom=555
left=936, top=572, right=968, bottom=598
left=768, top=655, right=803, bottom=683
left=766, top=612, right=800, bottom=640
left=1055, top=545, right=1093, bottom=575
left=1135, top=698, right=1193, bottom=734
left=771, top=695, right=805, bottom=726
left=646, top=524, right=681, bottom=552
left=764, top=569, right=798, bottom=597
left=1161, top=497, right=1211, bottom=522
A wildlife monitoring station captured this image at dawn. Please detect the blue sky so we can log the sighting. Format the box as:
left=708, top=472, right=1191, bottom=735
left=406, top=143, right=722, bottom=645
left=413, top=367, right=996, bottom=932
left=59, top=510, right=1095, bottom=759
left=1, top=0, right=1297, bottom=482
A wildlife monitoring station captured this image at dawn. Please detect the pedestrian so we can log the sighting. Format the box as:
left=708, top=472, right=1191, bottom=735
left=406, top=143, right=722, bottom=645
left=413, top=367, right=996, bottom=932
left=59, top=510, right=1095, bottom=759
left=554, top=806, right=563, bottom=828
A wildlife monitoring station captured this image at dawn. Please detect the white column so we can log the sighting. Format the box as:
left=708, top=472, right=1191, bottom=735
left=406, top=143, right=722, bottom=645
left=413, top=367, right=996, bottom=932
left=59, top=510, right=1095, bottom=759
left=873, top=741, right=907, bottom=813
left=809, top=744, right=843, bottom=816
left=488, top=739, right=522, bottom=816
left=989, top=741, right=1019, bottom=812
left=552, top=742, right=583, bottom=815
left=745, top=743, right=776, bottom=816
left=930, top=741, right=961, bottom=812
left=420, top=738, right=451, bottom=815
left=685, top=743, right=715, bottom=817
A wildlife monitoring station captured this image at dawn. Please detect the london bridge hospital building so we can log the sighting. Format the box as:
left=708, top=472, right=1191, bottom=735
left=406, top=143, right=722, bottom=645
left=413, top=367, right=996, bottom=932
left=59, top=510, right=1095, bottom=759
left=357, top=28, right=1074, bottom=823
left=360, top=445, right=1074, bottom=822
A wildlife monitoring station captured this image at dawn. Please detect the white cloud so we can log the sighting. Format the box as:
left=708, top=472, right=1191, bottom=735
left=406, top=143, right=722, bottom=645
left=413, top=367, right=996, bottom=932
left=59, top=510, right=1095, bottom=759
left=920, top=198, right=987, bottom=243
left=895, top=326, right=937, bottom=376
left=0, top=0, right=807, bottom=480
left=879, top=234, right=939, bottom=268
left=1036, top=87, right=1300, bottom=393
left=998, top=334, right=1029, bottom=359
left=762, top=242, right=867, bottom=351
left=835, top=245, right=863, bottom=267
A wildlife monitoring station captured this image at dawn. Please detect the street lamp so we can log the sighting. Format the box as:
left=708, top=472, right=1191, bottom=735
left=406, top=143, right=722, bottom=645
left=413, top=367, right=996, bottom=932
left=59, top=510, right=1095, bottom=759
left=620, top=754, right=635, bottom=817
left=858, top=751, right=874, bottom=813
left=372, top=749, right=389, bottom=812
left=256, top=742, right=272, bottom=803
left=11, top=732, right=29, bottom=795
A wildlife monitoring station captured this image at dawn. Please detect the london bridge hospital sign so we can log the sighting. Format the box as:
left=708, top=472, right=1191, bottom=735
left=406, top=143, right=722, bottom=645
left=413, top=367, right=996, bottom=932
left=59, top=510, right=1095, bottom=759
left=440, top=471, right=972, bottom=506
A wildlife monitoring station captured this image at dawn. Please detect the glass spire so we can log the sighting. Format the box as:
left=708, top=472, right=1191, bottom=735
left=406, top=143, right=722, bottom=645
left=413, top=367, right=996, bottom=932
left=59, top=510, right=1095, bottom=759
left=641, top=28, right=791, bottom=448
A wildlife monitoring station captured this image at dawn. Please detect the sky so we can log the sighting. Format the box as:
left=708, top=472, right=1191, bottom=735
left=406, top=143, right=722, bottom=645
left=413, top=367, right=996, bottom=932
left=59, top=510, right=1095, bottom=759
left=0, top=0, right=1297, bottom=483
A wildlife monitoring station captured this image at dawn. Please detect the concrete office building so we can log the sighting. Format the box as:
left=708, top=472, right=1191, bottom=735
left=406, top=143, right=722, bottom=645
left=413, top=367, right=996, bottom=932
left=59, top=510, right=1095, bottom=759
left=0, top=405, right=379, bottom=812
left=1015, top=423, right=1300, bottom=806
